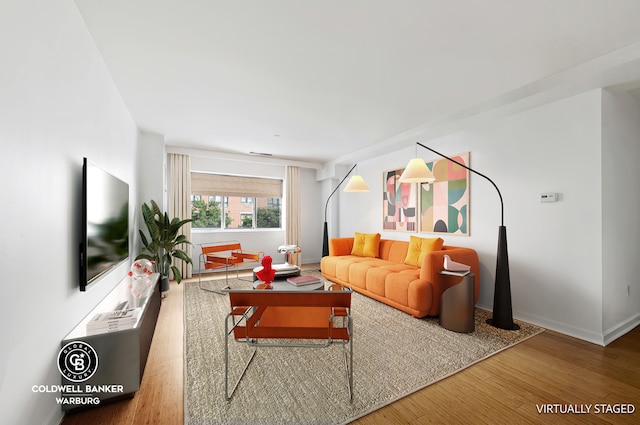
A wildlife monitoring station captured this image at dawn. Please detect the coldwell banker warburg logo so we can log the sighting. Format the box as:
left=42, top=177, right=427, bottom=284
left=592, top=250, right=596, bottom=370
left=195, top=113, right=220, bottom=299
left=32, top=341, right=126, bottom=407
left=58, top=341, right=99, bottom=382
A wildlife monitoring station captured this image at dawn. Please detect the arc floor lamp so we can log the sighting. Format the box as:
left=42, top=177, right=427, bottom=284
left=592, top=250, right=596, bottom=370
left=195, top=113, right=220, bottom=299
left=399, top=143, right=519, bottom=330
left=322, top=164, right=369, bottom=257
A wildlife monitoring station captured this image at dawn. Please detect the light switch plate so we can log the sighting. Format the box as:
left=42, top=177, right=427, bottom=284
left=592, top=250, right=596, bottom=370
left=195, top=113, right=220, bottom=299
left=540, top=192, right=558, bottom=202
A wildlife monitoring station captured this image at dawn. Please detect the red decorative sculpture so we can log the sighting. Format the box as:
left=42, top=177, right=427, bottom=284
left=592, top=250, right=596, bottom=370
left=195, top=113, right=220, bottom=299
left=255, top=255, right=276, bottom=289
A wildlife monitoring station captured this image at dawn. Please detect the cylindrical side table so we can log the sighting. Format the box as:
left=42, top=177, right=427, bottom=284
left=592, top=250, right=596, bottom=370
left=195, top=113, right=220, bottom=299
left=439, top=272, right=475, bottom=333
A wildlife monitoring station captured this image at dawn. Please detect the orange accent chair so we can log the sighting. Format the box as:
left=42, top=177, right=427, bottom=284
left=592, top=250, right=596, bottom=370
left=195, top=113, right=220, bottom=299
left=198, top=241, right=263, bottom=292
left=224, top=287, right=353, bottom=401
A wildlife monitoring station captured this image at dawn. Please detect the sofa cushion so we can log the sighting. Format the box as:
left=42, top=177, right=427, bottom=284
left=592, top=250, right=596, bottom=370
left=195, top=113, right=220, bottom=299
left=385, top=272, right=416, bottom=306
left=404, top=236, right=444, bottom=267
left=365, top=264, right=416, bottom=297
left=383, top=240, right=409, bottom=263
left=335, top=256, right=370, bottom=283
left=348, top=258, right=389, bottom=289
left=351, top=232, right=381, bottom=257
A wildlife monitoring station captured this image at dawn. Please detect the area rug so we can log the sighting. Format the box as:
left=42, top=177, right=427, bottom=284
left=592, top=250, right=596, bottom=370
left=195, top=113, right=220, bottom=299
left=184, top=276, right=543, bottom=425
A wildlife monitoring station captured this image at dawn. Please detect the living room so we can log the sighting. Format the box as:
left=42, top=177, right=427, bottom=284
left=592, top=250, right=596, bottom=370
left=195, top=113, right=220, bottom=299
left=3, top=1, right=640, bottom=424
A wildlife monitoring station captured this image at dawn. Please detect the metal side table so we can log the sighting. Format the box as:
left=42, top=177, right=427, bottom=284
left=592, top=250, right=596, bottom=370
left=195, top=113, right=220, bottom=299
left=439, top=272, right=475, bottom=333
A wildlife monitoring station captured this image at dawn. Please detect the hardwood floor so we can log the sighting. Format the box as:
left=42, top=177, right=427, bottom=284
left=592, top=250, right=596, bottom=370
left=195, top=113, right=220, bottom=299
left=62, top=267, right=640, bottom=425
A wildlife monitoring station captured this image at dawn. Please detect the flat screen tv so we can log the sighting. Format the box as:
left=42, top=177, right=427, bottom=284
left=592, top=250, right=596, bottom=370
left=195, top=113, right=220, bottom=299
left=80, top=158, right=130, bottom=291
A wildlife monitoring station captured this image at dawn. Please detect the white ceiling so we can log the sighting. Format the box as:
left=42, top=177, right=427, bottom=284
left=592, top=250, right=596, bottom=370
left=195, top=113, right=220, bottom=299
left=74, top=0, right=640, bottom=164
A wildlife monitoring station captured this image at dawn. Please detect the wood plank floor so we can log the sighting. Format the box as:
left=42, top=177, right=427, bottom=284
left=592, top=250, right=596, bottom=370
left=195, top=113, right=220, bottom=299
left=62, top=267, right=640, bottom=425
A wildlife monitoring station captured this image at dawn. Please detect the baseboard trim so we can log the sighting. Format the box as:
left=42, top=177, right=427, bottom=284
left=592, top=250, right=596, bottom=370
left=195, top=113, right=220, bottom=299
left=603, top=313, right=640, bottom=346
left=475, top=302, right=611, bottom=346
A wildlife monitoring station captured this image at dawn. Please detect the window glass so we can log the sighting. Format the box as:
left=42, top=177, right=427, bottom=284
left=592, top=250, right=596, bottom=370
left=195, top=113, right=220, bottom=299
left=191, top=195, right=227, bottom=228
left=226, top=197, right=254, bottom=229
left=257, top=197, right=281, bottom=228
left=190, top=174, right=282, bottom=230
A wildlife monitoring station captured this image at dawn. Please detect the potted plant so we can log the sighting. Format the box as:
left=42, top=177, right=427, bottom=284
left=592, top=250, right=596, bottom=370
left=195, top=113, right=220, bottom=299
left=136, top=200, right=193, bottom=291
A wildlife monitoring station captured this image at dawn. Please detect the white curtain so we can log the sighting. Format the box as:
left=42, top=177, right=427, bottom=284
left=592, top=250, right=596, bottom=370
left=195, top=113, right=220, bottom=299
left=285, top=166, right=300, bottom=247
left=169, top=153, right=192, bottom=280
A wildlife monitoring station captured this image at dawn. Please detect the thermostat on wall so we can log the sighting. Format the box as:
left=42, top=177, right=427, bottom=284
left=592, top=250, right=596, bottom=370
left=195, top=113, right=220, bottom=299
left=540, top=192, right=558, bottom=203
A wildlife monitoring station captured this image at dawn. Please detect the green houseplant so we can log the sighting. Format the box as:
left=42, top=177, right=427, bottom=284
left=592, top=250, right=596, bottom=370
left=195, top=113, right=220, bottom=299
left=136, top=200, right=193, bottom=289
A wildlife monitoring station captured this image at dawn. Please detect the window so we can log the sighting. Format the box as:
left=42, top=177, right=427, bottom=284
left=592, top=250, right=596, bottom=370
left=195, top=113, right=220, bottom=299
left=191, top=173, right=282, bottom=230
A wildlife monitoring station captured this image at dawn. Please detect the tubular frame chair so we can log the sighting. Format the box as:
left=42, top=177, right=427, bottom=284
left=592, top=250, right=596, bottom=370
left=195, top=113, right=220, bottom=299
left=198, top=240, right=263, bottom=293
left=224, top=287, right=353, bottom=401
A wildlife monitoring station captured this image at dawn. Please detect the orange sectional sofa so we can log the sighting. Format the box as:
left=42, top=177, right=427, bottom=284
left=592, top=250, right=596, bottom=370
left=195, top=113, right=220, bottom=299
left=320, top=236, right=480, bottom=318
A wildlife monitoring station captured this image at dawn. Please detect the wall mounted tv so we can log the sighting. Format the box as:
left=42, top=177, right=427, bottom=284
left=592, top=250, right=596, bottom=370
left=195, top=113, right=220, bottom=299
left=80, top=158, right=130, bottom=291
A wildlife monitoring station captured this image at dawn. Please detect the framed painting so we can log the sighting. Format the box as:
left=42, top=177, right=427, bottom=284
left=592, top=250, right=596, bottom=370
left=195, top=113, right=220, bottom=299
left=383, top=168, right=417, bottom=232
left=419, top=152, right=470, bottom=235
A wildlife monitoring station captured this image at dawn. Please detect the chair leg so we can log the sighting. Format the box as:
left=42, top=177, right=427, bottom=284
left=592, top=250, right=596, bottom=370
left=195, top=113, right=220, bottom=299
left=342, top=316, right=354, bottom=402
left=198, top=272, right=230, bottom=294
left=199, top=283, right=231, bottom=294
left=225, top=316, right=257, bottom=400
left=198, top=253, right=204, bottom=287
left=225, top=346, right=257, bottom=401
left=199, top=254, right=231, bottom=294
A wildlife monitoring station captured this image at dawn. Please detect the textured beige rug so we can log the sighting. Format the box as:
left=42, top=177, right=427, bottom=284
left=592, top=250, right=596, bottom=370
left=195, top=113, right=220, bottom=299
left=184, top=276, right=543, bottom=425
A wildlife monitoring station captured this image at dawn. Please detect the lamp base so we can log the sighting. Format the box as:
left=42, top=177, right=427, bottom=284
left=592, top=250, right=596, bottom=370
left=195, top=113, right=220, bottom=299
left=487, top=225, right=520, bottom=331
left=322, top=221, right=329, bottom=258
left=485, top=318, right=520, bottom=330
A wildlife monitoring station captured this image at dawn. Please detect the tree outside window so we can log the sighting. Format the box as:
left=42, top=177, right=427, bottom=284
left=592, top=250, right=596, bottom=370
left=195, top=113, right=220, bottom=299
left=191, top=195, right=281, bottom=229
left=191, top=196, right=231, bottom=228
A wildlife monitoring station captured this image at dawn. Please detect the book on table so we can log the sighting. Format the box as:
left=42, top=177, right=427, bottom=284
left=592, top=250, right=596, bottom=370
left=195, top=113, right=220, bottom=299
left=440, top=269, right=471, bottom=276
left=286, top=275, right=322, bottom=286
left=86, top=307, right=142, bottom=334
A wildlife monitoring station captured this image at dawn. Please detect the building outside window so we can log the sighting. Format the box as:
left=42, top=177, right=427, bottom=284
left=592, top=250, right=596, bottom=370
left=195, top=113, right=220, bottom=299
left=190, top=173, right=282, bottom=230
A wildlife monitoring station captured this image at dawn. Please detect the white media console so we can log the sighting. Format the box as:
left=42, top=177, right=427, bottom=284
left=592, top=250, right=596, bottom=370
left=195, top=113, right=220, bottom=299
left=60, top=273, right=161, bottom=411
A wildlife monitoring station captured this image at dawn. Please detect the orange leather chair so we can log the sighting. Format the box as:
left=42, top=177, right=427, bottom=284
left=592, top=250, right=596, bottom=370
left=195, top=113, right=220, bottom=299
left=198, top=241, right=263, bottom=292
left=224, top=287, right=353, bottom=401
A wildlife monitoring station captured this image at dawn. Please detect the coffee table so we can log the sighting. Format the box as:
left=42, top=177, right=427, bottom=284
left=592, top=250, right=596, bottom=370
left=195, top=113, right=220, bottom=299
left=252, top=275, right=325, bottom=291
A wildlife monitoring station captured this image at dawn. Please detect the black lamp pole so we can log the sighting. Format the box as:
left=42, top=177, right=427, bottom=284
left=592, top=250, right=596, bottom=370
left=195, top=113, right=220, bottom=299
left=416, top=142, right=519, bottom=330
left=322, top=164, right=358, bottom=258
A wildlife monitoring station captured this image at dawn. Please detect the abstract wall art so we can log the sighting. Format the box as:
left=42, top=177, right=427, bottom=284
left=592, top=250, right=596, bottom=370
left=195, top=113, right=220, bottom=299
left=383, top=168, right=417, bottom=232
left=419, top=152, right=470, bottom=236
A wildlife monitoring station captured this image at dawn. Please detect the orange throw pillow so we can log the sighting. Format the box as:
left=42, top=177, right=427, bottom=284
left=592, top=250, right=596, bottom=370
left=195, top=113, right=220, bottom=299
left=404, top=236, right=444, bottom=267
left=351, top=232, right=381, bottom=257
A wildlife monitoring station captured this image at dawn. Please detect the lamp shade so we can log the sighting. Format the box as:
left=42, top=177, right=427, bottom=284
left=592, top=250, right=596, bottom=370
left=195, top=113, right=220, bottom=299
left=343, top=175, right=369, bottom=192
left=398, top=158, right=436, bottom=183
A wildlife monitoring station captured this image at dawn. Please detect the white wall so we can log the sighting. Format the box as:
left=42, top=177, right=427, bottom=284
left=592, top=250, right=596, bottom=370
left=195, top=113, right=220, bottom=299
left=189, top=156, right=324, bottom=272
left=0, top=1, right=140, bottom=424
left=336, top=89, right=640, bottom=345
left=137, top=131, right=167, bottom=212
left=299, top=167, right=324, bottom=264
left=601, top=90, right=640, bottom=343
left=136, top=131, right=167, bottom=256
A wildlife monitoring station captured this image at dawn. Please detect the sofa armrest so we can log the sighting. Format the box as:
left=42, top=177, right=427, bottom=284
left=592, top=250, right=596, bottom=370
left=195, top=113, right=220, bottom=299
left=420, top=247, right=481, bottom=311
left=329, top=237, right=354, bottom=256
left=420, top=246, right=479, bottom=280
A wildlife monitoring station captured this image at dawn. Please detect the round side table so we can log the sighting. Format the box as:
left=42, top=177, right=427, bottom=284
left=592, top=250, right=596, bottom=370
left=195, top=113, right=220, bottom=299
left=439, top=272, right=475, bottom=333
